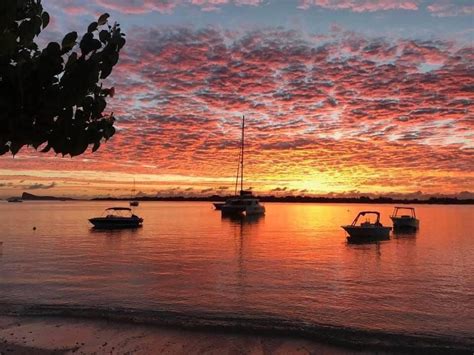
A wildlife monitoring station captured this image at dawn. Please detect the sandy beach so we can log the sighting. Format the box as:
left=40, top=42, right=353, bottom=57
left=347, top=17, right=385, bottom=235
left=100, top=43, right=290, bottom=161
left=0, top=315, right=367, bottom=354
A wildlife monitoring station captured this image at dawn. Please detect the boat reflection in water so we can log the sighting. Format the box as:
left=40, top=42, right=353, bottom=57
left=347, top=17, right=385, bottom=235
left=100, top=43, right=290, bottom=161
left=393, top=227, right=418, bottom=239
left=222, top=213, right=264, bottom=225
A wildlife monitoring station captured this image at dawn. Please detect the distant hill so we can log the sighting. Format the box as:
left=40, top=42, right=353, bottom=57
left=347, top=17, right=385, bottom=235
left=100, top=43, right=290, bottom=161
left=21, top=192, right=76, bottom=201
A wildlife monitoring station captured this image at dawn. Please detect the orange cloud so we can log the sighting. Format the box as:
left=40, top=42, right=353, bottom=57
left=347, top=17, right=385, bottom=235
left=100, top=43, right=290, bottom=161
left=1, top=26, right=472, bottom=198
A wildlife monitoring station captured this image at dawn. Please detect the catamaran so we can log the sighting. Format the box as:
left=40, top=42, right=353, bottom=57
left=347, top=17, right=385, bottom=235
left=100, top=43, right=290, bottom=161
left=220, top=116, right=265, bottom=216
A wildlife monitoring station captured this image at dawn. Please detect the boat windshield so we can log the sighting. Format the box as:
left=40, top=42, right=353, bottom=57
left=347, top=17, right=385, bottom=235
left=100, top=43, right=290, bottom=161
left=103, top=208, right=133, bottom=218
left=392, top=207, right=416, bottom=218
left=352, top=211, right=381, bottom=226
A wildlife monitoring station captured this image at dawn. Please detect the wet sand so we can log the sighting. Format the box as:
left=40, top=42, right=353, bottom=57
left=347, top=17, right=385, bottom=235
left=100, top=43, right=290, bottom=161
left=0, top=315, right=367, bottom=354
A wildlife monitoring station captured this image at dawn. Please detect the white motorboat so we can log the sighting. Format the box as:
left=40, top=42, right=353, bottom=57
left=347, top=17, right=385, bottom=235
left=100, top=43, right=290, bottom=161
left=342, top=211, right=391, bottom=242
left=220, top=116, right=265, bottom=217
left=390, top=207, right=419, bottom=229
left=89, top=207, right=143, bottom=229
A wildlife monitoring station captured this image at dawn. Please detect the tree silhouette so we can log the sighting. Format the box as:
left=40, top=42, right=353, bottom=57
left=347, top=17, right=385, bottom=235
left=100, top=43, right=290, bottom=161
left=0, top=0, right=125, bottom=156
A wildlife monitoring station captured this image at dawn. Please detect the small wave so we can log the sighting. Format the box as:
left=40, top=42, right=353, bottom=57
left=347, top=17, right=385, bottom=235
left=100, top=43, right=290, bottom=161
left=0, top=302, right=472, bottom=353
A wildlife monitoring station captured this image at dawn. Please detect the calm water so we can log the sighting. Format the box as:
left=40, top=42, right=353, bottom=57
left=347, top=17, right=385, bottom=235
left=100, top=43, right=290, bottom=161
left=0, top=201, right=473, bottom=347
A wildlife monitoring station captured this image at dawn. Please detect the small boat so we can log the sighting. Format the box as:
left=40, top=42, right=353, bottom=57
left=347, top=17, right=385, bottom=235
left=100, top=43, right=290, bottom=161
left=390, top=206, right=419, bottom=229
left=213, top=203, right=225, bottom=210
left=342, top=211, right=391, bottom=242
left=89, top=207, right=143, bottom=229
left=221, top=191, right=265, bottom=216
left=220, top=116, right=265, bottom=217
left=129, top=179, right=139, bottom=207
left=7, top=197, right=23, bottom=203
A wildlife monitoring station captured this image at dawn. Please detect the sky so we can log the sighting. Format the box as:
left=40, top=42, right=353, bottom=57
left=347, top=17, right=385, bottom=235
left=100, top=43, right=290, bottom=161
left=0, top=0, right=473, bottom=199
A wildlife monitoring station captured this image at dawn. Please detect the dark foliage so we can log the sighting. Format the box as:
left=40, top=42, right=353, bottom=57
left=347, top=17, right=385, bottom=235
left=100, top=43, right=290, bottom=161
left=0, top=0, right=125, bottom=156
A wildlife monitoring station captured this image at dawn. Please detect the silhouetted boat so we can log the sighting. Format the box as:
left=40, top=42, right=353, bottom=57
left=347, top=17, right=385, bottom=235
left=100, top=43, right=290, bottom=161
left=213, top=203, right=224, bottom=210
left=342, top=211, right=391, bottom=242
left=390, top=206, right=419, bottom=229
left=89, top=207, right=143, bottom=229
left=220, top=116, right=265, bottom=216
left=7, top=197, right=23, bottom=203
left=129, top=179, right=139, bottom=207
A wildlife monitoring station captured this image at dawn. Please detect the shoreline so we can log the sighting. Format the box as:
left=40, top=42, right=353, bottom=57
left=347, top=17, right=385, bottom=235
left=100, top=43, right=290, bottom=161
left=1, top=304, right=472, bottom=354
left=0, top=315, right=361, bottom=355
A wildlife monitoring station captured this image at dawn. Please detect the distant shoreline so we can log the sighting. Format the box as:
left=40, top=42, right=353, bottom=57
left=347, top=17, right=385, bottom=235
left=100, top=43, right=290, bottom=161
left=92, top=196, right=474, bottom=205
left=1, top=194, right=474, bottom=205
left=4, top=192, right=473, bottom=204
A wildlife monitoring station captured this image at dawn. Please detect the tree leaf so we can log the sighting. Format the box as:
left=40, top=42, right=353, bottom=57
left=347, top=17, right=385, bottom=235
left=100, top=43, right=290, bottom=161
left=99, top=30, right=110, bottom=43
left=42, top=11, right=50, bottom=28
left=46, top=41, right=61, bottom=56
left=1, top=2, right=124, bottom=157
left=97, top=13, right=109, bottom=25
left=92, top=141, right=100, bottom=152
left=87, top=21, right=98, bottom=33
left=61, top=31, right=78, bottom=51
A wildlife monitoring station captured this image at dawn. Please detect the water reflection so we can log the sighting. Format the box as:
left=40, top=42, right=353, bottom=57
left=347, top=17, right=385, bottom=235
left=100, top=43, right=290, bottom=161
left=222, top=214, right=264, bottom=292
left=393, top=228, right=418, bottom=238
left=1, top=202, right=473, bottom=342
left=346, top=235, right=390, bottom=245
left=89, top=227, right=142, bottom=236
left=222, top=214, right=264, bottom=225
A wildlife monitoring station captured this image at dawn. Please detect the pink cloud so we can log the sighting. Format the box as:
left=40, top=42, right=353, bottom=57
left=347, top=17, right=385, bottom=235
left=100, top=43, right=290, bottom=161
left=1, top=26, right=472, bottom=196
left=93, top=0, right=263, bottom=14
left=298, top=0, right=420, bottom=12
left=427, top=1, right=474, bottom=17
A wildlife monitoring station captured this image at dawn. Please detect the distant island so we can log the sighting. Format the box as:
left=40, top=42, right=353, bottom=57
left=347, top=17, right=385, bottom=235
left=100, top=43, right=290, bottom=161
left=13, top=192, right=76, bottom=201
left=3, top=192, right=473, bottom=205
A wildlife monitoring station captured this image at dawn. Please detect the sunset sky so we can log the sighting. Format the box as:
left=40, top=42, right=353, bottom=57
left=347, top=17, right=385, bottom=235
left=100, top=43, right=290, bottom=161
left=0, top=0, right=473, bottom=199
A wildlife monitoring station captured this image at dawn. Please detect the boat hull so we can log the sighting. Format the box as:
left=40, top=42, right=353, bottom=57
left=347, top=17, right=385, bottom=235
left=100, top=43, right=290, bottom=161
left=221, top=205, right=246, bottom=216
left=221, top=205, right=265, bottom=216
left=213, top=203, right=225, bottom=211
left=391, top=217, right=419, bottom=229
left=342, top=225, right=391, bottom=241
left=89, top=217, right=143, bottom=229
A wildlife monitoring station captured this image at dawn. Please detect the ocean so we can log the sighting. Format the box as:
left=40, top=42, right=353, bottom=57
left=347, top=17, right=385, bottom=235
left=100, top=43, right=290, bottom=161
left=0, top=201, right=473, bottom=351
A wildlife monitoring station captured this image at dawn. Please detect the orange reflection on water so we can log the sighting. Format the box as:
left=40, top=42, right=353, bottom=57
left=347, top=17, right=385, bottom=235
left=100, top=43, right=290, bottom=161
left=0, top=201, right=473, bottom=341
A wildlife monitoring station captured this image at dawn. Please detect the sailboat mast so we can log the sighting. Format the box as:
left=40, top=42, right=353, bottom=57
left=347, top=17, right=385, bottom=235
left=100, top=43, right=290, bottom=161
left=131, top=178, right=135, bottom=199
left=240, top=115, right=245, bottom=193
left=234, top=149, right=241, bottom=196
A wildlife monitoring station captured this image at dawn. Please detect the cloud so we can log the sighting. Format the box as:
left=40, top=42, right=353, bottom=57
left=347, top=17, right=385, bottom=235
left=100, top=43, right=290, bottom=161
left=1, top=24, right=472, bottom=196
left=92, top=0, right=263, bottom=14
left=427, top=1, right=474, bottom=17
left=298, top=0, right=420, bottom=12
